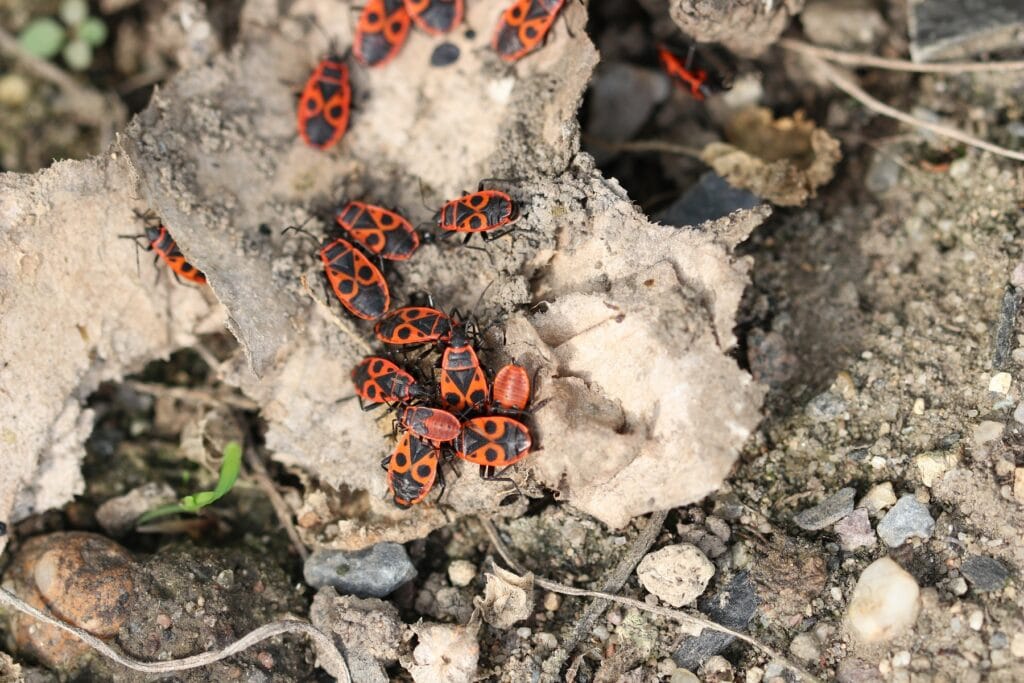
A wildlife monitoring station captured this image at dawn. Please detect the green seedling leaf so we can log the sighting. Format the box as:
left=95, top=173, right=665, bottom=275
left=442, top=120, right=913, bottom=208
left=62, top=38, right=92, bottom=71
left=137, top=441, right=244, bottom=525
left=58, top=0, right=89, bottom=27
left=18, top=18, right=66, bottom=59
left=78, top=18, right=108, bottom=47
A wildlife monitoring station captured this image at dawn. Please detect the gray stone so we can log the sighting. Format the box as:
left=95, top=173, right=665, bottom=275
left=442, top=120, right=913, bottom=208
left=960, top=555, right=1010, bottom=592
left=658, top=173, right=762, bottom=228
left=834, top=508, right=876, bottom=551
left=672, top=572, right=758, bottom=670
left=585, top=62, right=670, bottom=163
left=303, top=543, right=416, bottom=597
left=794, top=487, right=856, bottom=531
left=805, top=391, right=846, bottom=422
left=909, top=0, right=1024, bottom=62
left=877, top=495, right=935, bottom=547
left=994, top=286, right=1021, bottom=370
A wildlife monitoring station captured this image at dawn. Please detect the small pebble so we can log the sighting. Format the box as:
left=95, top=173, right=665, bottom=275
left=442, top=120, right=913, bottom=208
left=968, top=609, right=984, bottom=630
left=950, top=577, right=968, bottom=596
left=974, top=420, right=1005, bottom=448
left=960, top=555, right=1009, bottom=592
left=789, top=632, right=820, bottom=662
left=543, top=592, right=561, bottom=611
left=846, top=557, right=920, bottom=643
left=834, top=508, right=875, bottom=551
left=671, top=670, right=700, bottom=683
left=859, top=482, right=897, bottom=517
left=516, top=626, right=532, bottom=639
left=705, top=516, right=731, bottom=541
left=912, top=397, right=925, bottom=415
left=892, top=650, right=911, bottom=668
left=0, top=74, right=29, bottom=106
left=592, top=625, right=610, bottom=641
left=914, top=452, right=951, bottom=488
left=877, top=495, right=935, bottom=547
left=535, top=632, right=557, bottom=650
left=156, top=614, right=172, bottom=629
left=1014, top=401, right=1024, bottom=425
left=1010, top=632, right=1024, bottom=658
left=447, top=560, right=476, bottom=587
left=745, top=666, right=764, bottom=683
left=636, top=544, right=714, bottom=607
left=303, top=543, right=416, bottom=597
left=989, top=372, right=1012, bottom=394
left=1014, top=468, right=1024, bottom=503
left=793, top=487, right=856, bottom=531
left=806, top=391, right=846, bottom=422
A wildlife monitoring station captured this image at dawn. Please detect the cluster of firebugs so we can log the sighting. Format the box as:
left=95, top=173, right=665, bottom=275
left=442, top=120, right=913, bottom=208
left=126, top=0, right=717, bottom=507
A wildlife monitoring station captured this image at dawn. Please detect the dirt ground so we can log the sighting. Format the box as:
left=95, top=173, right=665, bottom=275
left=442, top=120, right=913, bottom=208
left=1, top=0, right=1023, bottom=681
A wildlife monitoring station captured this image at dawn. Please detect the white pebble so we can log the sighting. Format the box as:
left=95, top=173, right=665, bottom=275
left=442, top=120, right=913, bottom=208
left=636, top=544, right=714, bottom=607
left=859, top=482, right=897, bottom=517
left=892, top=650, right=911, bottom=668
left=846, top=557, right=920, bottom=643
left=968, top=609, right=984, bottom=630
left=447, top=560, right=477, bottom=587
left=912, top=397, right=925, bottom=415
left=516, top=626, right=532, bottom=638
left=789, top=632, right=820, bottom=662
left=989, top=372, right=1012, bottom=394
left=1011, top=632, right=1024, bottom=658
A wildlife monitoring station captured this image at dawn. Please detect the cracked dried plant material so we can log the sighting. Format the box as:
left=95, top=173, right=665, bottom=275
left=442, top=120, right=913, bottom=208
left=403, top=618, right=480, bottom=683
left=474, top=565, right=535, bottom=629
left=701, top=107, right=842, bottom=206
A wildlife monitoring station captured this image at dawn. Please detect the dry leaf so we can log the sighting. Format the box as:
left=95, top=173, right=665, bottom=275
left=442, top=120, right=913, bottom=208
left=403, top=619, right=480, bottom=683
left=701, top=107, right=842, bottom=206
left=474, top=565, right=535, bottom=629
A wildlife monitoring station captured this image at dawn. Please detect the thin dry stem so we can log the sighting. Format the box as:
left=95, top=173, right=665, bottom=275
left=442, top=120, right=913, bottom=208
left=0, top=26, right=126, bottom=146
left=778, top=38, right=1024, bottom=74
left=125, top=380, right=260, bottom=411
left=243, top=444, right=310, bottom=561
left=808, top=56, right=1024, bottom=162
left=585, top=136, right=703, bottom=158
left=0, top=587, right=350, bottom=680
left=481, top=518, right=824, bottom=683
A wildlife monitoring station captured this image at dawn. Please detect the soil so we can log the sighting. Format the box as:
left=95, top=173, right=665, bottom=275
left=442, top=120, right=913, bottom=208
left=1, top=0, right=1024, bottom=681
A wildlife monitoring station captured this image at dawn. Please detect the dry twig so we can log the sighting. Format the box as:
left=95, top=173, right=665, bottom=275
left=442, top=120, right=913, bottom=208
left=125, top=380, right=260, bottom=411
left=805, top=56, right=1024, bottom=162
left=481, top=518, right=823, bottom=683
left=243, top=443, right=310, bottom=561
left=0, top=587, right=350, bottom=680
left=778, top=38, right=1024, bottom=74
left=554, top=509, right=668, bottom=675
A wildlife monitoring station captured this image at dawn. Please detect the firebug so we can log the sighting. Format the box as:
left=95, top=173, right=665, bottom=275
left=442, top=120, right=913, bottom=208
left=399, top=405, right=461, bottom=443
left=351, top=356, right=425, bottom=408
left=297, top=54, right=352, bottom=150
left=382, top=431, right=441, bottom=507
left=657, top=45, right=710, bottom=101
left=355, top=0, right=412, bottom=67
left=374, top=306, right=453, bottom=346
left=121, top=212, right=207, bottom=285
left=492, top=0, right=565, bottom=62
left=337, top=201, right=420, bottom=261
left=491, top=363, right=531, bottom=413
left=404, top=0, right=463, bottom=35
left=439, top=325, right=488, bottom=413
left=453, top=415, right=533, bottom=477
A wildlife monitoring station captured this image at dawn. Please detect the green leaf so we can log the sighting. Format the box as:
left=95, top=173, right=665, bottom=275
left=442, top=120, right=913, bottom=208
left=136, top=441, right=244, bottom=526
left=62, top=38, right=92, bottom=71
left=59, top=0, right=89, bottom=27
left=18, top=18, right=66, bottom=59
left=78, top=17, right=108, bottom=47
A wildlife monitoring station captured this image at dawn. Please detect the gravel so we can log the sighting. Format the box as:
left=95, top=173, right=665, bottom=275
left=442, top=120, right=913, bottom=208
left=876, top=495, right=935, bottom=547
left=794, top=487, right=856, bottom=531
left=960, top=555, right=1010, bottom=592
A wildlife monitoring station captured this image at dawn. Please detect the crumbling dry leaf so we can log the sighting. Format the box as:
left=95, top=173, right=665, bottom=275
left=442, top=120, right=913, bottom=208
left=474, top=565, right=535, bottom=629
left=403, top=619, right=480, bottom=683
left=701, top=107, right=842, bottom=206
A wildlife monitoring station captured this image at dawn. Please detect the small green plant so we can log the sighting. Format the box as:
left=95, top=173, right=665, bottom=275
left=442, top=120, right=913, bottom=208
left=137, top=441, right=244, bottom=525
left=18, top=0, right=108, bottom=72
